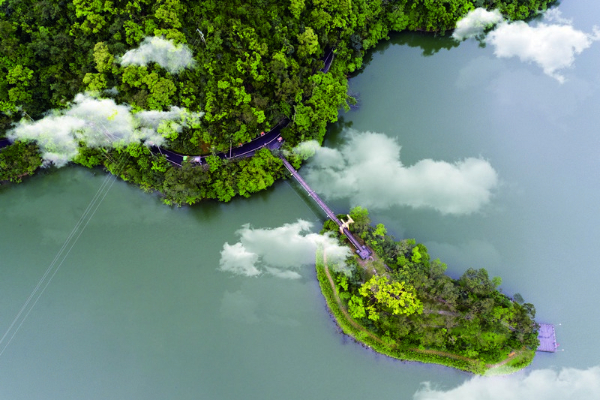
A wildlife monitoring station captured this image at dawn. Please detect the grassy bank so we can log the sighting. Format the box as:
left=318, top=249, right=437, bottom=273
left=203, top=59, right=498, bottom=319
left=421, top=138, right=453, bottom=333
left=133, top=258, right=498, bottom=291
left=315, top=247, right=534, bottom=375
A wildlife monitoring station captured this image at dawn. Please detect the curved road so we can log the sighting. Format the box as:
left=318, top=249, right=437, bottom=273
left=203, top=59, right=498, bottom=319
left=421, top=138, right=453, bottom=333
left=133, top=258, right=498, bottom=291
left=153, top=118, right=288, bottom=166
left=0, top=120, right=286, bottom=165
left=0, top=49, right=335, bottom=164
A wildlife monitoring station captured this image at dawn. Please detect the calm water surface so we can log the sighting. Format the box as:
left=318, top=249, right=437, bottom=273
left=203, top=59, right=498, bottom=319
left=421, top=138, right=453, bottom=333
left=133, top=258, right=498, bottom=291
left=1, top=3, right=599, bottom=398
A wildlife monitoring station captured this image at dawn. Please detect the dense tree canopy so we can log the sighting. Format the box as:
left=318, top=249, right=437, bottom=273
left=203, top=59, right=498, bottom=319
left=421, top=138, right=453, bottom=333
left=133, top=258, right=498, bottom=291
left=322, top=206, right=539, bottom=363
left=0, top=0, right=552, bottom=203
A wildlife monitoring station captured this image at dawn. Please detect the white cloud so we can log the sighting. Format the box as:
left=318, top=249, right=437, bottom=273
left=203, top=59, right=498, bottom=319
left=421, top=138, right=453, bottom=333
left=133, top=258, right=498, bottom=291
left=119, top=37, right=195, bottom=74
left=8, top=93, right=203, bottom=167
left=286, top=140, right=321, bottom=159
left=8, top=115, right=85, bottom=167
left=219, top=220, right=353, bottom=278
left=454, top=8, right=599, bottom=82
left=452, top=8, right=503, bottom=41
left=414, top=366, right=600, bottom=400
left=543, top=8, right=572, bottom=25
left=219, top=242, right=261, bottom=277
left=295, top=131, right=498, bottom=215
left=488, top=20, right=598, bottom=83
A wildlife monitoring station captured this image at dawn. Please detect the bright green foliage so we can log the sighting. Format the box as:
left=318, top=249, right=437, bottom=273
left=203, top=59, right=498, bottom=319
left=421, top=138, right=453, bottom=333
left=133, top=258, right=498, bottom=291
left=7, top=65, right=33, bottom=85
left=236, top=149, right=282, bottom=197
left=336, top=274, right=349, bottom=291
left=374, top=223, right=387, bottom=237
left=205, top=155, right=222, bottom=173
left=297, top=27, right=319, bottom=58
left=348, top=295, right=366, bottom=319
left=289, top=0, right=305, bottom=19
left=359, top=275, right=423, bottom=317
left=83, top=73, right=107, bottom=91
left=411, top=246, right=422, bottom=263
left=93, top=42, right=114, bottom=73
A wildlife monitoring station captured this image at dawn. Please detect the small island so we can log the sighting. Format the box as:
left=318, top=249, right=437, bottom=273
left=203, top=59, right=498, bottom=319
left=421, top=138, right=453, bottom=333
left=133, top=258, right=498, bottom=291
left=317, top=207, right=540, bottom=375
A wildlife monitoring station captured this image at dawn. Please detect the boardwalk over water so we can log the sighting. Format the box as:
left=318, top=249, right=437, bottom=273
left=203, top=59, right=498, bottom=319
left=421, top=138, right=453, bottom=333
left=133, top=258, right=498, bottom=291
left=280, top=156, right=371, bottom=259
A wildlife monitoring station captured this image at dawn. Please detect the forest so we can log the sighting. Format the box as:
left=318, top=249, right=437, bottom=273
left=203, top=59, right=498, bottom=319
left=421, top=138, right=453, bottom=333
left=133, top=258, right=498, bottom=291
left=0, top=0, right=552, bottom=204
left=319, top=206, right=539, bottom=373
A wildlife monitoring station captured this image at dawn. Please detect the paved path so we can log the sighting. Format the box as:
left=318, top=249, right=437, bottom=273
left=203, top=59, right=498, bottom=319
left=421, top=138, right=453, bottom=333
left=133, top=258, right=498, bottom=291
left=153, top=118, right=288, bottom=166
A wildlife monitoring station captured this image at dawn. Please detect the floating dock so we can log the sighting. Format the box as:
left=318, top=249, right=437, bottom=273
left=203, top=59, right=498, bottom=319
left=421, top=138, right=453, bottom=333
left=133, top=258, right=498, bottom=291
left=537, top=323, right=557, bottom=352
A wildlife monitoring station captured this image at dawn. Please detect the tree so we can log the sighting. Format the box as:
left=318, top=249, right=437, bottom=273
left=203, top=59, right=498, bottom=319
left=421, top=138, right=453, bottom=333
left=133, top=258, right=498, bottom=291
left=297, top=27, right=318, bottom=58
left=289, top=0, right=305, bottom=19
left=0, top=0, right=552, bottom=203
left=93, top=42, right=115, bottom=74
left=373, top=223, right=387, bottom=237
left=349, top=206, right=370, bottom=233
left=358, top=275, right=423, bottom=317
left=348, top=295, right=366, bottom=319
left=0, top=142, right=42, bottom=182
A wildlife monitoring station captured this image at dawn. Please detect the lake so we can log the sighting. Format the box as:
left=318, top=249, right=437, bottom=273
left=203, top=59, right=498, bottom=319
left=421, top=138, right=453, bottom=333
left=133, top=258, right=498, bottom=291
left=1, top=3, right=599, bottom=399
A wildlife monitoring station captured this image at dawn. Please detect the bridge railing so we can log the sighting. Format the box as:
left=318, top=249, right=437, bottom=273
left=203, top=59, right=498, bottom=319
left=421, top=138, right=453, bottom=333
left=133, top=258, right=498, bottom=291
left=280, top=156, right=371, bottom=259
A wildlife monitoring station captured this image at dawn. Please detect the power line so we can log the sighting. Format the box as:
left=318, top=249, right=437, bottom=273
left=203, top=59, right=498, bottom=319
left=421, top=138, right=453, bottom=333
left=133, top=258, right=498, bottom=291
left=0, top=155, right=128, bottom=358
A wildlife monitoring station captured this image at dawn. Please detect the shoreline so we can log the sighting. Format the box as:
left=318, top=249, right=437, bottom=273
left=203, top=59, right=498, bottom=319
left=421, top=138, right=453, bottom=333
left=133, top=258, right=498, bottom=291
left=315, top=247, right=534, bottom=375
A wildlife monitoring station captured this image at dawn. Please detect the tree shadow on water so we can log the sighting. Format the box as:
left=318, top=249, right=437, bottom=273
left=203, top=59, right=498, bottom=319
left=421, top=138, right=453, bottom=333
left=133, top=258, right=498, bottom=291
left=387, top=31, right=459, bottom=57
left=359, top=31, right=460, bottom=72
left=324, top=116, right=354, bottom=147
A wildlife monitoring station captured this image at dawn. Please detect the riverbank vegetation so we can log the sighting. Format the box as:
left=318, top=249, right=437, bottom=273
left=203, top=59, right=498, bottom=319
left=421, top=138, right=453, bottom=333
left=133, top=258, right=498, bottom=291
left=1, top=0, right=552, bottom=202
left=318, top=206, right=539, bottom=374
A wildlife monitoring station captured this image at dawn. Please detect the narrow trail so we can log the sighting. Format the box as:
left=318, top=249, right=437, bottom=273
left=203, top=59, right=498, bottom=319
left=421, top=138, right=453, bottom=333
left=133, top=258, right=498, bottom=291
left=322, top=251, right=387, bottom=346
left=412, top=348, right=475, bottom=363
left=485, top=349, right=523, bottom=369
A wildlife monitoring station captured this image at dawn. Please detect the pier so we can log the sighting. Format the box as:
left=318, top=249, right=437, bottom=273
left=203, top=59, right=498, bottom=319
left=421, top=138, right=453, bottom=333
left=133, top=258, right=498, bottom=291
left=537, top=323, right=558, bottom=352
left=280, top=156, right=371, bottom=259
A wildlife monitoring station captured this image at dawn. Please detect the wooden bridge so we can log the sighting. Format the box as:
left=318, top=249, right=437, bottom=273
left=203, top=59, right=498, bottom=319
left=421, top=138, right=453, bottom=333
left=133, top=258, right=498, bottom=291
left=280, top=156, right=371, bottom=259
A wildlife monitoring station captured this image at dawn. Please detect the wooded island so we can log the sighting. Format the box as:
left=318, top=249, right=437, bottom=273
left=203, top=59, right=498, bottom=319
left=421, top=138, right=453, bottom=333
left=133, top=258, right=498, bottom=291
left=318, top=207, right=539, bottom=374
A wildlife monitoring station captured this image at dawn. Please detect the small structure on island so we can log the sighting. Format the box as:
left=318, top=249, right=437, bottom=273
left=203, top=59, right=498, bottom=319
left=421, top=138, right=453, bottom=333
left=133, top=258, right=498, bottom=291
left=280, top=156, right=371, bottom=260
left=339, top=215, right=354, bottom=235
left=537, top=323, right=558, bottom=352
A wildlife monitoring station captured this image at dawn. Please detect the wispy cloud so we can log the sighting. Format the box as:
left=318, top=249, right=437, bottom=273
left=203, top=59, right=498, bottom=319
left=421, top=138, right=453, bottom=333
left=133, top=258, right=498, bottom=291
left=454, top=8, right=599, bottom=82
left=119, top=37, right=195, bottom=74
left=8, top=93, right=203, bottom=167
left=414, top=366, right=600, bottom=400
left=219, top=220, right=353, bottom=278
left=488, top=20, right=598, bottom=83
left=452, top=9, right=503, bottom=41
left=294, top=131, right=498, bottom=215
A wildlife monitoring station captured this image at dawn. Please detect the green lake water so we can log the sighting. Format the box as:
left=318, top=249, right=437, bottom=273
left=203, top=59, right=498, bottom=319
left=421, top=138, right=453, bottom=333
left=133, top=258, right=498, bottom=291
left=1, top=3, right=600, bottom=398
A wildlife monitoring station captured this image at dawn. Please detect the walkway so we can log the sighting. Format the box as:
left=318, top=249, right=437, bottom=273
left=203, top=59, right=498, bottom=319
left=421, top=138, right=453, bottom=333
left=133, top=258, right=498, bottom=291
left=153, top=118, right=288, bottom=166
left=280, top=156, right=371, bottom=259
left=537, top=323, right=557, bottom=352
